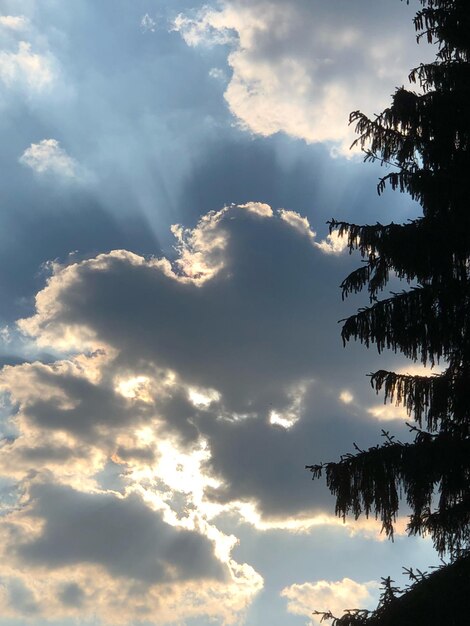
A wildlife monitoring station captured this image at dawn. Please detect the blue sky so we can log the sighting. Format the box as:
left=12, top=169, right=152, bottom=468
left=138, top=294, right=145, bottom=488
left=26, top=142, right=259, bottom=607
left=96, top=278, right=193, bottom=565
left=0, top=2, right=440, bottom=625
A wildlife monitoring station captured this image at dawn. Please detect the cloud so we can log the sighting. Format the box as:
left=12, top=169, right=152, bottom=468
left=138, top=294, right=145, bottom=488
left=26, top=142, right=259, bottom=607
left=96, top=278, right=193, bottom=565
left=13, top=482, right=226, bottom=583
left=4, top=578, right=40, bottom=615
left=278, top=209, right=316, bottom=242
left=0, top=41, right=54, bottom=91
left=209, top=66, right=227, bottom=81
left=0, top=203, right=417, bottom=622
left=172, top=8, right=236, bottom=47
left=282, top=578, right=380, bottom=626
left=315, top=230, right=348, bottom=254
left=10, top=203, right=405, bottom=519
left=173, top=0, right=434, bottom=152
left=58, top=582, right=85, bottom=607
left=367, top=403, right=409, bottom=421
left=140, top=14, right=157, bottom=33
left=0, top=4, right=439, bottom=623
left=0, top=15, right=28, bottom=31
left=0, top=476, right=262, bottom=624
left=278, top=209, right=347, bottom=253
left=339, top=390, right=353, bottom=404
left=16, top=203, right=353, bottom=412
left=19, top=139, right=87, bottom=181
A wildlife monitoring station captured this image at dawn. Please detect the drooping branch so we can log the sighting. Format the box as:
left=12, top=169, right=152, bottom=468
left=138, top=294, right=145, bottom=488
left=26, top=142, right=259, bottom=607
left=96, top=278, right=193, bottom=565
left=340, top=284, right=470, bottom=366
left=308, top=433, right=470, bottom=554
left=329, top=218, right=470, bottom=300
left=369, top=368, right=470, bottom=431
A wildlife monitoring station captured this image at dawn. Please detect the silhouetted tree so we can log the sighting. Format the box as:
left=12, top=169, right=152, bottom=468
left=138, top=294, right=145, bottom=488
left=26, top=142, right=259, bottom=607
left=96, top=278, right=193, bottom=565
left=307, top=0, right=470, bottom=622
left=312, top=558, right=470, bottom=625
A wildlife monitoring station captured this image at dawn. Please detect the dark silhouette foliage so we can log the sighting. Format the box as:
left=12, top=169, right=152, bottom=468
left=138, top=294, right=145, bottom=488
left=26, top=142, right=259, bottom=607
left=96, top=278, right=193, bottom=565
left=313, top=557, right=470, bottom=626
left=307, top=0, right=470, bottom=622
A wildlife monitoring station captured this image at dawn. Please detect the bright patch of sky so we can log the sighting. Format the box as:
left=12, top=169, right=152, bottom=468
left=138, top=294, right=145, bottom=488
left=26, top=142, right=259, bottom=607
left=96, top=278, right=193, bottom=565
left=0, top=1, right=440, bottom=625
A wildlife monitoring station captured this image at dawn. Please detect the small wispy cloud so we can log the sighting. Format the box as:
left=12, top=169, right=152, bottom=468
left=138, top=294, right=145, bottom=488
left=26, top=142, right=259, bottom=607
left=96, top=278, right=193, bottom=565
left=140, top=13, right=157, bottom=33
left=209, top=67, right=226, bottom=81
left=171, top=10, right=236, bottom=47
left=19, top=139, right=86, bottom=182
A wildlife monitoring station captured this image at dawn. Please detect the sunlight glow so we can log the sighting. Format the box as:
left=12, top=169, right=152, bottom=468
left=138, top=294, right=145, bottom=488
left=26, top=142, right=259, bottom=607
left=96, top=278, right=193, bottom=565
left=269, top=410, right=295, bottom=429
left=368, top=404, right=408, bottom=421
left=230, top=500, right=409, bottom=539
left=188, top=387, right=221, bottom=408
left=115, top=376, right=152, bottom=402
left=339, top=390, right=353, bottom=404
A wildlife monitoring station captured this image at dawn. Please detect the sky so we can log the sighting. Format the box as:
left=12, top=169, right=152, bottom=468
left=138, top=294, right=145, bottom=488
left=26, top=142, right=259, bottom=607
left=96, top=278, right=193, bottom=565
left=0, top=1, right=441, bottom=625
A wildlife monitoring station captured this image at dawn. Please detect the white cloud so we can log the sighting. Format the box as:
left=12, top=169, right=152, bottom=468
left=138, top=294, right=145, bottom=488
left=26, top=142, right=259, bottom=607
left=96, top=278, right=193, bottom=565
left=278, top=209, right=348, bottom=253
left=239, top=201, right=273, bottom=218
left=188, top=386, right=221, bottom=408
left=339, top=390, right=353, bottom=404
left=282, top=578, right=380, bottom=626
left=0, top=41, right=54, bottom=91
left=232, top=500, right=409, bottom=539
left=170, top=211, right=230, bottom=284
left=19, top=139, right=85, bottom=181
left=278, top=209, right=316, bottom=241
left=0, top=15, right=28, bottom=31
left=173, top=0, right=434, bottom=153
left=115, top=375, right=153, bottom=402
left=367, top=403, right=409, bottom=421
left=172, top=8, right=236, bottom=47
left=315, top=230, right=348, bottom=255
left=269, top=380, right=311, bottom=429
left=0, top=325, right=12, bottom=344
left=395, top=364, right=443, bottom=376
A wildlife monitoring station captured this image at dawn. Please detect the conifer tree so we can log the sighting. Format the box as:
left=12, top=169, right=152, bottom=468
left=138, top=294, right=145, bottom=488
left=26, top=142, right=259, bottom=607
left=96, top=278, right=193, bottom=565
left=307, top=0, right=470, bottom=621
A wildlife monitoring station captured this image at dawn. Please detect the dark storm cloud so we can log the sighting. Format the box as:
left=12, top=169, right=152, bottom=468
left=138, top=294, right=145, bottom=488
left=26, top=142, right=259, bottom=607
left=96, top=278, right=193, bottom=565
left=15, top=365, right=149, bottom=437
left=16, top=444, right=82, bottom=462
left=58, top=582, right=85, bottom=608
left=22, top=207, right=355, bottom=409
left=26, top=205, right=407, bottom=408
left=13, top=204, right=412, bottom=518
left=199, top=383, right=412, bottom=518
left=15, top=482, right=226, bottom=584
